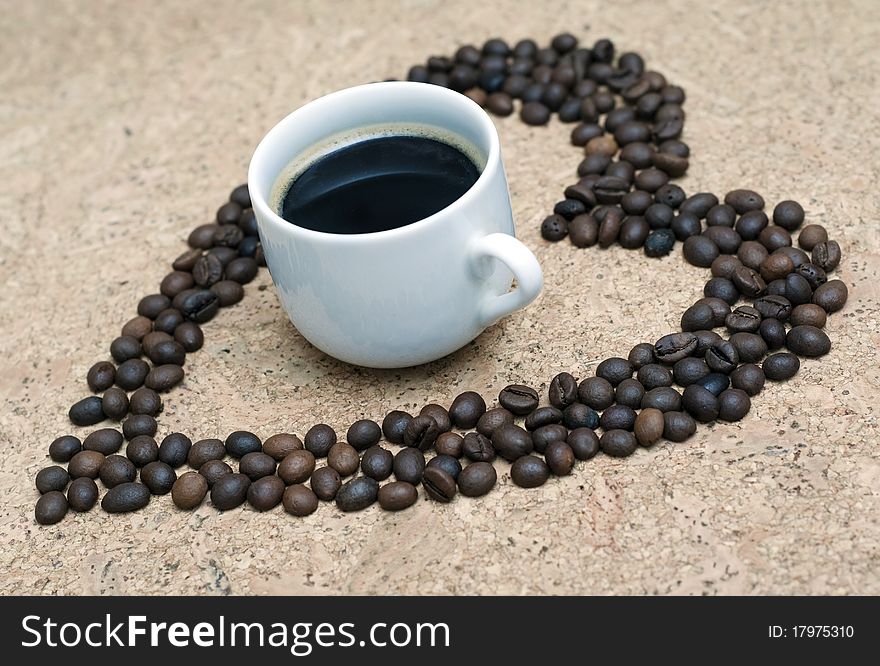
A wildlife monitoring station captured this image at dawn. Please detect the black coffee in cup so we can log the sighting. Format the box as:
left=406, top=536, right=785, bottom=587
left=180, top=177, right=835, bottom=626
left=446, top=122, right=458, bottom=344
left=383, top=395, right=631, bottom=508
left=278, top=135, right=480, bottom=234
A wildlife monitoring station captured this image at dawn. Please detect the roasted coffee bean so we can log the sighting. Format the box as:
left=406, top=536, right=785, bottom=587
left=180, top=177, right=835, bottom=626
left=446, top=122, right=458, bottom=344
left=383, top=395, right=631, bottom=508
left=309, top=466, right=342, bottom=501
left=542, top=441, right=575, bottom=476
left=403, top=415, right=440, bottom=451
left=113, top=359, right=148, bottom=391
left=600, top=404, right=637, bottom=431
left=704, top=226, right=741, bottom=255
left=144, top=364, right=184, bottom=392
left=213, top=224, right=244, bottom=249
left=354, top=446, right=392, bottom=482
left=273, top=449, right=314, bottom=485
left=730, top=363, right=765, bottom=396
left=210, top=280, right=245, bottom=307
left=643, top=229, right=676, bottom=257
left=797, top=224, right=827, bottom=251
left=460, top=432, right=494, bottom=462
left=789, top=304, right=826, bottom=329
left=795, top=263, right=827, bottom=291
left=187, top=438, right=225, bottom=468
left=431, top=433, right=461, bottom=459
left=68, top=450, right=105, bottom=479
left=641, top=387, right=682, bottom=412
left=728, top=332, right=768, bottom=363
left=531, top=424, right=568, bottom=453
left=759, top=225, right=792, bottom=251
left=705, top=341, right=739, bottom=373
left=599, top=429, right=637, bottom=457
left=188, top=224, right=219, bottom=249
left=726, top=305, right=762, bottom=333
left=812, top=240, right=841, bottom=271
left=762, top=352, right=801, bottom=380
left=83, top=428, right=123, bottom=455
left=173, top=247, right=203, bottom=272
left=561, top=403, right=599, bottom=430
left=759, top=317, right=787, bottom=350
left=128, top=387, right=162, bottom=417
left=476, top=407, right=515, bottom=438
left=638, top=363, right=674, bottom=390
left=157, top=432, right=192, bottom=468
left=510, top=455, right=550, bottom=487
left=693, top=329, right=723, bottom=354
left=69, top=396, right=105, bottom=426
left=378, top=481, right=418, bottom=511
left=738, top=240, right=769, bottom=270
left=554, top=198, right=588, bottom=220
left=380, top=410, right=412, bottom=445
left=717, top=388, right=751, bottom=422
left=680, top=301, right=716, bottom=332
left=628, top=343, right=656, bottom=369
left=758, top=253, right=794, bottom=283
left=571, top=123, right=604, bottom=146
left=786, top=325, right=831, bottom=357
left=446, top=391, right=485, bottom=429
left=615, top=378, right=646, bottom=409
left=217, top=201, right=243, bottom=225
left=577, top=376, right=615, bottom=410
left=147, top=339, right=186, bottom=367
left=199, top=459, right=232, bottom=486
left=735, top=210, right=769, bottom=240
left=498, top=384, right=539, bottom=415
left=35, top=491, right=68, bottom=525
left=239, top=451, right=277, bottom=480
left=563, top=428, right=597, bottom=460
left=247, top=475, right=285, bottom=511
left=120, top=315, right=153, bottom=341
left=86, top=361, right=116, bottom=393
left=672, top=357, right=711, bottom=386
left=138, top=293, right=172, bottom=319
left=521, top=101, right=551, bottom=125
left=160, top=272, right=196, bottom=300
left=492, top=424, right=534, bottom=462
left=545, top=372, right=576, bottom=410
left=422, top=466, right=457, bottom=502
left=634, top=408, right=665, bottom=447
left=262, top=433, right=303, bottom=461
left=302, top=424, right=335, bottom=458
left=456, top=462, right=497, bottom=497
left=102, top=482, right=151, bottom=513
left=417, top=405, right=450, bottom=434
left=36, top=465, right=70, bottom=494
left=732, top=266, right=766, bottom=298
left=323, top=442, right=357, bottom=477
left=654, top=332, right=698, bottom=363
left=682, top=384, right=720, bottom=422
left=142, top=331, right=173, bottom=356
left=210, top=473, right=251, bottom=510
left=812, top=280, right=848, bottom=313
left=694, top=371, right=730, bottom=397
left=524, top=406, right=563, bottom=431
left=711, top=255, right=742, bottom=279
left=122, top=414, right=157, bottom=440
left=126, top=435, right=158, bottom=467
left=173, top=322, right=204, bottom=352
left=192, top=253, right=223, bottom=288
left=773, top=200, right=805, bottom=230
left=596, top=357, right=634, bottom=386
left=597, top=210, right=623, bottom=246
left=283, top=484, right=319, bottom=516
left=390, top=447, right=425, bottom=485
left=724, top=189, right=764, bottom=214
left=208, top=246, right=239, bottom=267
left=541, top=214, right=568, bottom=241
left=670, top=211, right=700, bottom=239
left=753, top=295, right=792, bottom=322
left=662, top=411, right=697, bottom=442
left=703, top=277, right=739, bottom=305
left=140, top=461, right=176, bottom=495
left=336, top=477, right=379, bottom=512
left=49, top=435, right=82, bottom=463
left=110, top=335, right=142, bottom=363
left=342, top=419, right=380, bottom=451
left=67, top=477, right=99, bottom=512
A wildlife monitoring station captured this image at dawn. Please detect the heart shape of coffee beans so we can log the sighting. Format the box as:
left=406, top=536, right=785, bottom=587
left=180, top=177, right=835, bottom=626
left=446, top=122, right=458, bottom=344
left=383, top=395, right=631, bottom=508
left=33, top=33, right=848, bottom=525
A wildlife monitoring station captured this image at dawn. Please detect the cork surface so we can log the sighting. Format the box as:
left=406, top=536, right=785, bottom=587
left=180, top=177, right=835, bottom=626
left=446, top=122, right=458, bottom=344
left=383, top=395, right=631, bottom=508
left=1, top=0, right=878, bottom=596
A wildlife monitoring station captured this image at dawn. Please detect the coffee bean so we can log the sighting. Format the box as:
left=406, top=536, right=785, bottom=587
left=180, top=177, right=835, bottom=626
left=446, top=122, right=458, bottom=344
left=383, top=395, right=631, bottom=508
left=726, top=305, right=762, bottom=333
left=565, top=183, right=599, bottom=207
left=86, top=361, right=116, bottom=393
left=695, top=371, right=731, bottom=396
left=539, top=441, right=573, bottom=476
left=100, top=387, right=129, bottom=420
left=761, top=352, right=800, bottom=381
left=145, top=364, right=184, bottom=392
left=431, top=433, right=461, bottom=460
left=49, top=435, right=81, bottom=463
left=403, top=415, right=440, bottom=451
left=730, top=363, right=765, bottom=396
left=140, top=461, right=176, bottom=495
left=192, top=253, right=223, bottom=288
left=126, top=435, right=158, bottom=467
left=129, top=387, right=163, bottom=416
left=67, top=477, right=99, bottom=512
left=654, top=332, right=697, bottom=363
left=498, top=384, right=539, bottom=415
left=577, top=376, right=615, bottom=410
left=596, top=357, right=634, bottom=386
left=174, top=322, right=204, bottom=352
left=571, top=123, right=604, bottom=146
left=199, top=459, right=232, bottom=486
left=392, top=447, right=425, bottom=485
left=753, top=295, right=792, bottom=322
left=643, top=229, right=676, bottom=256
left=717, top=389, right=751, bottom=422
left=243, top=475, right=283, bottom=511
left=521, top=101, right=551, bottom=125
left=705, top=341, right=739, bottom=374
left=797, top=224, right=827, bottom=251
left=772, top=200, right=804, bottom=230
left=759, top=225, right=792, bottom=252
left=178, top=289, right=219, bottom=323
left=419, top=404, right=452, bottom=433
left=156, top=432, right=192, bottom=468
left=35, top=491, right=68, bottom=525
left=615, top=378, right=646, bottom=409
left=270, top=449, right=314, bottom=486
left=599, top=429, right=637, bottom=457
left=301, top=424, right=335, bottom=458
left=492, top=424, right=534, bottom=462
left=634, top=408, right=665, bottom=446
left=628, top=343, right=656, bottom=369
left=711, top=255, right=742, bottom=279
left=600, top=404, right=637, bottom=431
left=142, top=331, right=173, bottom=356
left=672, top=357, right=711, bottom=386
left=508, top=455, right=548, bottom=487
left=216, top=201, right=243, bottom=225
left=173, top=248, right=203, bottom=272
left=476, top=407, right=514, bottom=438
left=703, top=277, right=738, bottom=305
left=262, top=433, right=303, bottom=461
left=376, top=411, right=410, bottom=446
left=724, top=189, right=764, bottom=214
left=704, top=226, right=741, bottom=255
left=122, top=414, right=157, bottom=440
left=812, top=280, right=848, bottom=313
left=83, top=428, right=124, bottom=455
left=788, top=305, right=825, bottom=330
left=462, top=432, right=495, bottom=462
left=323, top=442, right=357, bottom=477
left=239, top=451, right=277, bottom=480
left=682, top=384, right=720, bottom=422
left=282, top=484, right=319, bottom=516
left=786, top=325, right=831, bottom=357
left=308, top=466, right=340, bottom=501
left=530, top=424, right=567, bottom=453
left=354, top=445, right=392, bottom=482
left=732, top=265, right=766, bottom=298
left=188, top=224, right=218, bottom=249
left=641, top=387, right=682, bottom=412
left=344, top=419, right=381, bottom=451
left=448, top=391, right=486, bottom=429
left=796, top=263, right=827, bottom=290
left=453, top=461, right=495, bottom=497
left=811, top=240, right=841, bottom=271
left=68, top=450, right=105, bottom=479
left=211, top=280, right=245, bottom=307
left=670, top=212, right=700, bottom=239
left=210, top=473, right=251, bottom=510
left=524, top=406, right=563, bottom=431
left=759, top=318, right=787, bottom=350
left=422, top=466, right=457, bottom=503
left=662, top=411, right=697, bottom=442
left=336, top=477, right=379, bottom=512
left=735, top=210, right=769, bottom=240
left=187, top=438, right=225, bottom=468
left=738, top=240, right=769, bottom=269
left=69, top=396, right=105, bottom=426
left=562, top=403, right=600, bottom=430
left=637, top=364, right=673, bottom=390
left=101, top=481, right=150, bottom=514
left=371, top=480, right=418, bottom=512
left=137, top=293, right=172, bottom=319
left=560, top=429, right=596, bottom=461
left=35, top=465, right=70, bottom=494
left=113, top=359, right=148, bottom=391
left=681, top=301, right=716, bottom=332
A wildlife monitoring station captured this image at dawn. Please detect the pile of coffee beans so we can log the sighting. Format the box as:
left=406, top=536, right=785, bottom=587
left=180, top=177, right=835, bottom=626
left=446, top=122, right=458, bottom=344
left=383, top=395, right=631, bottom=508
left=32, top=34, right=847, bottom=525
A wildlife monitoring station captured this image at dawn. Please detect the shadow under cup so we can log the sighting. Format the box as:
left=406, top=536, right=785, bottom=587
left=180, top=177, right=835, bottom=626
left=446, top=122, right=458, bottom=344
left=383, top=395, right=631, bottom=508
left=248, top=81, right=523, bottom=369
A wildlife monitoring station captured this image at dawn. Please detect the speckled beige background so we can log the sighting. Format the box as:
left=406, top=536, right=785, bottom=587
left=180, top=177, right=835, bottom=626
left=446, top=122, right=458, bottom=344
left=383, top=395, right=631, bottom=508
left=1, top=0, right=878, bottom=596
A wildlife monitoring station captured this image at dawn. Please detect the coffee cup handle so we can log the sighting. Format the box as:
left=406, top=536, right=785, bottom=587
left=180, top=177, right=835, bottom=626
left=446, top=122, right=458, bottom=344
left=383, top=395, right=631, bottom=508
left=470, top=232, right=544, bottom=328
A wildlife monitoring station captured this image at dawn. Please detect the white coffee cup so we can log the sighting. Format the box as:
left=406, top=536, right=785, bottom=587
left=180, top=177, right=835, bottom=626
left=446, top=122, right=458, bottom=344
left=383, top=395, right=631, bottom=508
left=248, top=81, right=543, bottom=368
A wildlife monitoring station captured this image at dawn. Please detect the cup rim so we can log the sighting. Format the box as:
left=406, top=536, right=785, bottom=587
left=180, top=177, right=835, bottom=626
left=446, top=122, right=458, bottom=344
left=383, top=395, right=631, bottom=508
left=247, top=81, right=501, bottom=244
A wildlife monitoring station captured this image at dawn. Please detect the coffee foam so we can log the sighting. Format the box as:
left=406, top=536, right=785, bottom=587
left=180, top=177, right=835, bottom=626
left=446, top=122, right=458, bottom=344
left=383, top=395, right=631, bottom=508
left=269, top=122, right=488, bottom=214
